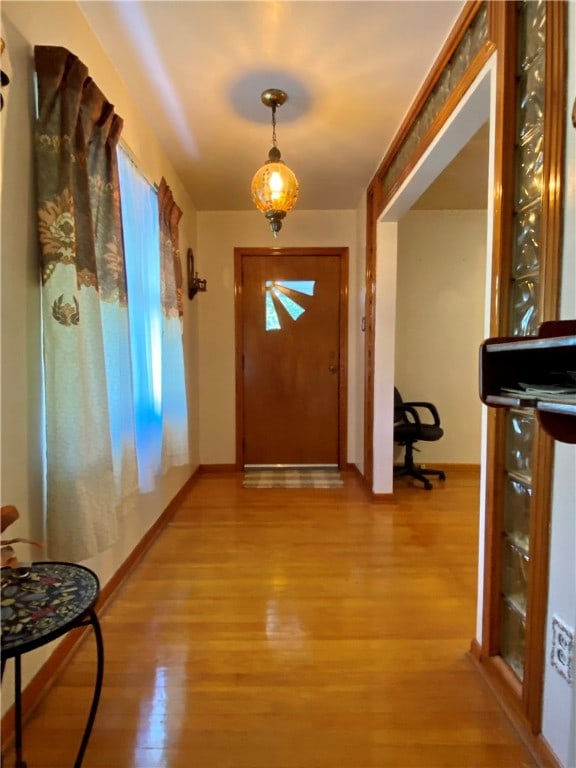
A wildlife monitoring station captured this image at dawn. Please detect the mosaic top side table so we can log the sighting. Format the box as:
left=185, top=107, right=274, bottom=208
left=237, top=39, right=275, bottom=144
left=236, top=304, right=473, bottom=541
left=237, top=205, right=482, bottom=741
left=1, top=562, right=103, bottom=768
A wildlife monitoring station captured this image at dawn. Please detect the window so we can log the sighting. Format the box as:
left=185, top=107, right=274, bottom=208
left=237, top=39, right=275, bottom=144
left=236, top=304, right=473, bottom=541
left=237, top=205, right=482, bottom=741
left=117, top=147, right=163, bottom=491
left=265, top=280, right=315, bottom=331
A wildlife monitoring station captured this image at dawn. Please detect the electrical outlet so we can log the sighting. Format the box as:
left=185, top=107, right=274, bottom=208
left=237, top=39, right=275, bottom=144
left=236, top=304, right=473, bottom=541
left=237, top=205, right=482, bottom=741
left=550, top=616, right=574, bottom=685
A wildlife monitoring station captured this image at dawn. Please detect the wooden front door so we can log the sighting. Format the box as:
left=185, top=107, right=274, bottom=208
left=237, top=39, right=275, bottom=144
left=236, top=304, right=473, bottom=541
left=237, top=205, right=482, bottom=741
left=236, top=248, right=348, bottom=467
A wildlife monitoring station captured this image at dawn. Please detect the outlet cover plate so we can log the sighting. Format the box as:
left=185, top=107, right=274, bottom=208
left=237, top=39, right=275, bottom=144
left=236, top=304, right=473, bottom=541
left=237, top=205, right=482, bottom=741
left=551, top=616, right=574, bottom=685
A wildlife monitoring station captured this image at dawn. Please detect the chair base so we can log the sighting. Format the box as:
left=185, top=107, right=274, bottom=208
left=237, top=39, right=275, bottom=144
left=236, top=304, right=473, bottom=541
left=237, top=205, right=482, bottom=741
left=394, top=444, right=446, bottom=490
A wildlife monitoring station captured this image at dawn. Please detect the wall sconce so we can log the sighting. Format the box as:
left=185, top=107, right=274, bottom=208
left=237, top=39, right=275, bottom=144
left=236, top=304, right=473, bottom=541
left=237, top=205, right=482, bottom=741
left=187, top=248, right=207, bottom=300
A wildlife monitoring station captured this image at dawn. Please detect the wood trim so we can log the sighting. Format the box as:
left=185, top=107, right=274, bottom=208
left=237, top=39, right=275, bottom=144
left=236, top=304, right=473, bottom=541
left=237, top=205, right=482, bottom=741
left=1, top=469, right=199, bottom=749
left=480, top=0, right=568, bottom=736
left=345, top=462, right=375, bottom=496
left=363, top=2, right=491, bottom=493
left=481, top=0, right=517, bottom=665
left=370, top=492, right=395, bottom=503
left=343, top=462, right=363, bottom=478
left=98, top=470, right=200, bottom=612
left=420, top=463, right=481, bottom=473
left=234, top=250, right=246, bottom=471
left=374, top=0, right=485, bottom=197
left=469, top=636, right=482, bottom=661
left=539, top=1, right=567, bottom=324
left=523, top=426, right=555, bottom=732
left=198, top=463, right=238, bottom=473
left=339, top=249, right=349, bottom=469
left=468, top=644, right=562, bottom=768
left=487, top=0, right=517, bottom=337
left=378, top=41, right=495, bottom=214
left=342, top=464, right=375, bottom=500
left=470, top=640, right=523, bottom=705
left=520, top=5, right=568, bottom=728
left=482, top=408, right=507, bottom=658
left=363, top=183, right=377, bottom=488
left=234, top=247, right=349, bottom=470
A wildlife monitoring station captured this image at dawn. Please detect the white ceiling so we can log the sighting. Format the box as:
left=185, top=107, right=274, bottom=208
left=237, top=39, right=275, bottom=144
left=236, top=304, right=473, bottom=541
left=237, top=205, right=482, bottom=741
left=79, top=0, right=484, bottom=213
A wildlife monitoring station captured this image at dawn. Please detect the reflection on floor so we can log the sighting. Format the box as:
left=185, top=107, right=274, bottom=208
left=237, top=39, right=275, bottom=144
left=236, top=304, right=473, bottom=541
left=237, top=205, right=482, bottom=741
left=5, top=468, right=537, bottom=767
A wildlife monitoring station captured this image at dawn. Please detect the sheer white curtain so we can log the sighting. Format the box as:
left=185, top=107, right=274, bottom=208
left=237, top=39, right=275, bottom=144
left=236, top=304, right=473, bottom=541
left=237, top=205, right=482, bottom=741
left=117, top=150, right=164, bottom=492
left=117, top=156, right=189, bottom=489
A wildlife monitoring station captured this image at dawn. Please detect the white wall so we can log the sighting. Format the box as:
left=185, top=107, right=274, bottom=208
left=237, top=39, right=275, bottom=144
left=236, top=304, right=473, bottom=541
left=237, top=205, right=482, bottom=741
left=196, top=209, right=361, bottom=467
left=541, top=6, right=576, bottom=764
left=395, top=209, right=486, bottom=464
left=1, top=1, right=200, bottom=715
left=372, top=222, right=398, bottom=495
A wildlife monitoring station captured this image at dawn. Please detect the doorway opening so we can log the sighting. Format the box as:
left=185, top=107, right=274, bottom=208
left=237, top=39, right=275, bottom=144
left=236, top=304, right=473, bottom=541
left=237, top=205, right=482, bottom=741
left=371, top=59, right=495, bottom=638
left=394, top=123, right=489, bottom=477
left=371, top=59, right=495, bottom=504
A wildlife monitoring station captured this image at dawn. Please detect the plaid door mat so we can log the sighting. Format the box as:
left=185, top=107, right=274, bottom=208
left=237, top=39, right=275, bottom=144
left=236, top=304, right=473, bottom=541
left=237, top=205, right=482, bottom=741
left=243, top=468, right=344, bottom=488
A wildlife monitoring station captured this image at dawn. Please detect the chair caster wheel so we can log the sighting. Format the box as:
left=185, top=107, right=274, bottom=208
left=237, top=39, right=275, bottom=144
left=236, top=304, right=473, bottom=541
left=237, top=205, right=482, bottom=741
left=424, top=481, right=433, bottom=490
left=438, top=472, right=446, bottom=481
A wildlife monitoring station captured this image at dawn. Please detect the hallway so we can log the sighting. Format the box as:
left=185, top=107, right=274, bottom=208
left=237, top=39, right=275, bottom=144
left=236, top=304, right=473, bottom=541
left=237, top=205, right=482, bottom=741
left=6, top=469, right=536, bottom=767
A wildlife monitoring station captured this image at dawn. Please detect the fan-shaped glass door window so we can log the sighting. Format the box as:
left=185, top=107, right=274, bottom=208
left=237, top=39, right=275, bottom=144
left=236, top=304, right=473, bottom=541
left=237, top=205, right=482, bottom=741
left=265, top=280, right=316, bottom=331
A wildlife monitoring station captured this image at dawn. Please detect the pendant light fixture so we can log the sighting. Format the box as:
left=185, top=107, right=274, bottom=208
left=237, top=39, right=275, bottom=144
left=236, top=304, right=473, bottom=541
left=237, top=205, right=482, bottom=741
left=251, top=89, right=299, bottom=237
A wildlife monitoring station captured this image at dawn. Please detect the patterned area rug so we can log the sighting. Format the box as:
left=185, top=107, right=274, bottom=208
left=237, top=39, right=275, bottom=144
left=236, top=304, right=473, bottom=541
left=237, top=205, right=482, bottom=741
left=243, top=468, right=344, bottom=489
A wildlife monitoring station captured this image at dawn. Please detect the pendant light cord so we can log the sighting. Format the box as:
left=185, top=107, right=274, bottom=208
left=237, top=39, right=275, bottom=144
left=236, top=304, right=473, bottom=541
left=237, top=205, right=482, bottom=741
left=271, top=104, right=277, bottom=148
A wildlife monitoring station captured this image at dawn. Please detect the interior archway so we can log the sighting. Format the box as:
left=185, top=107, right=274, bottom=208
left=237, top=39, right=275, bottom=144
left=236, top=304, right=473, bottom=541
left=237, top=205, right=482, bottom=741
left=371, top=59, right=495, bottom=503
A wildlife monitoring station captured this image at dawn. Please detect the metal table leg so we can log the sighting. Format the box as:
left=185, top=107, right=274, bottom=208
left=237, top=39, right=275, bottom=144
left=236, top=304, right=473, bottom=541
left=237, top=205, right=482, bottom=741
left=14, top=654, right=27, bottom=768
left=73, top=608, right=104, bottom=768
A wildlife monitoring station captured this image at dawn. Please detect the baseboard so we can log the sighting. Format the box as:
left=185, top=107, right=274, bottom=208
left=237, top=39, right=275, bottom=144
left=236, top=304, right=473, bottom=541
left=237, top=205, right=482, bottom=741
left=198, top=463, right=239, bottom=473
left=425, top=462, right=480, bottom=473
left=348, top=463, right=479, bottom=500
left=341, top=464, right=385, bottom=499
left=96, top=468, right=200, bottom=613
left=342, top=463, right=365, bottom=480
left=468, top=640, right=561, bottom=768
left=371, top=492, right=395, bottom=502
left=1, top=468, right=200, bottom=753
left=393, top=462, right=480, bottom=473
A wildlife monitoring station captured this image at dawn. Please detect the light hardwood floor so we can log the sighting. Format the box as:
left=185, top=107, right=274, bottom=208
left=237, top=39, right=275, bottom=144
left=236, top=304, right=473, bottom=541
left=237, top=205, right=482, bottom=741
left=4, top=469, right=537, bottom=767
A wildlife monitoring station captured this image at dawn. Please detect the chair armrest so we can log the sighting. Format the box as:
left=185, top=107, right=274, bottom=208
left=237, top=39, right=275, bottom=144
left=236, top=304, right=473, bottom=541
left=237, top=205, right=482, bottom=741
left=395, top=404, right=424, bottom=427
left=401, top=401, right=441, bottom=427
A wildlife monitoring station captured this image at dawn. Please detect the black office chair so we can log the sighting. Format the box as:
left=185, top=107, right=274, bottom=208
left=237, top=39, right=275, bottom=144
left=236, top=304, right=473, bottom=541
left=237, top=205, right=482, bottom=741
left=394, top=388, right=446, bottom=490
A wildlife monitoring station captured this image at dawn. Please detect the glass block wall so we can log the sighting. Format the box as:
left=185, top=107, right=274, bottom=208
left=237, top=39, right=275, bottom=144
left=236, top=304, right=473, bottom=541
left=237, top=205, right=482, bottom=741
left=499, top=0, right=546, bottom=682
left=511, top=0, right=545, bottom=337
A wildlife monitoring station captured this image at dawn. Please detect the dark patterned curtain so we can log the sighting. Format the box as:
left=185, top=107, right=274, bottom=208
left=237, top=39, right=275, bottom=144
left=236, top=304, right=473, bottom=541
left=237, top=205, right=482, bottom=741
left=158, top=177, right=184, bottom=318
left=157, top=177, right=189, bottom=468
left=34, top=46, right=137, bottom=561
